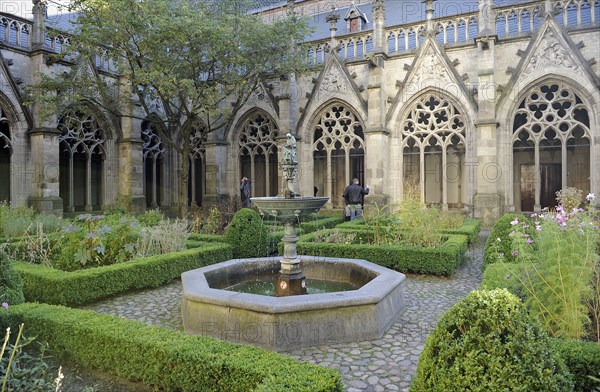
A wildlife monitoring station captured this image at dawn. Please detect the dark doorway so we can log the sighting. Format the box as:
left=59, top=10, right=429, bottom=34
left=520, top=164, right=561, bottom=211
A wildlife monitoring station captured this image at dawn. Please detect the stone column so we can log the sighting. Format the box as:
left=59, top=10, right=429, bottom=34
left=364, top=0, right=389, bottom=213
left=473, top=0, right=501, bottom=227
left=28, top=0, right=63, bottom=214
left=203, top=141, right=230, bottom=205
left=117, top=79, right=145, bottom=214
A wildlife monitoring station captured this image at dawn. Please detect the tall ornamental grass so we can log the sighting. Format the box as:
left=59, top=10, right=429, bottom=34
left=508, top=192, right=599, bottom=340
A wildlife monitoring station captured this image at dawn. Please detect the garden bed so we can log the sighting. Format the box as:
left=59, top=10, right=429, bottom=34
left=14, top=242, right=232, bottom=306
left=1, top=303, right=343, bottom=392
left=290, top=229, right=469, bottom=275
left=336, top=219, right=480, bottom=244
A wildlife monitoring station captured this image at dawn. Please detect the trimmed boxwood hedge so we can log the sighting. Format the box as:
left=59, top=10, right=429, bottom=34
left=14, top=242, right=232, bottom=306
left=336, top=219, right=481, bottom=244
left=0, top=303, right=343, bottom=392
left=299, top=216, right=345, bottom=233
left=550, top=338, right=600, bottom=392
left=483, top=212, right=529, bottom=268
left=290, top=229, right=469, bottom=275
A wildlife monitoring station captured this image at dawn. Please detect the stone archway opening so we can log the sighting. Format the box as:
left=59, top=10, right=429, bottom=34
left=512, top=82, right=591, bottom=212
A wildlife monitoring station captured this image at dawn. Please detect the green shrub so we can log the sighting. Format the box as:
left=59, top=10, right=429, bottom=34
left=137, top=209, right=165, bottom=227
left=480, top=261, right=527, bottom=300
left=1, top=303, right=343, bottom=392
left=15, top=242, right=232, bottom=306
left=411, top=289, right=573, bottom=392
left=298, top=216, right=345, bottom=233
left=292, top=229, right=468, bottom=275
left=337, top=219, right=481, bottom=244
left=483, top=212, right=529, bottom=268
left=0, top=252, right=25, bottom=306
left=0, top=203, right=35, bottom=238
left=224, top=208, right=268, bottom=258
left=550, top=338, right=600, bottom=392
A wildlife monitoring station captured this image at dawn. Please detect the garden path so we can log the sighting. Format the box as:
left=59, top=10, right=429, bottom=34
left=82, top=231, right=488, bottom=392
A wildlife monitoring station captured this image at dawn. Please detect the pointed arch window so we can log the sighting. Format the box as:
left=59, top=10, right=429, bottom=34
left=313, top=104, right=365, bottom=206
left=142, top=121, right=165, bottom=208
left=188, top=121, right=206, bottom=207
left=238, top=111, right=279, bottom=197
left=0, top=108, right=12, bottom=203
left=512, top=82, right=591, bottom=211
left=58, top=110, right=106, bottom=212
left=401, top=94, right=467, bottom=209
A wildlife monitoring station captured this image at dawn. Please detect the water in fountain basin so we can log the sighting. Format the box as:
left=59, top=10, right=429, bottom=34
left=225, top=278, right=359, bottom=296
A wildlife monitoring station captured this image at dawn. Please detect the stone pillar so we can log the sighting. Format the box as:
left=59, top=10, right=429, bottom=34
left=28, top=1, right=63, bottom=214
left=117, top=79, right=145, bottom=214
left=473, top=0, right=501, bottom=227
left=203, top=141, right=230, bottom=205
left=364, top=1, right=389, bottom=214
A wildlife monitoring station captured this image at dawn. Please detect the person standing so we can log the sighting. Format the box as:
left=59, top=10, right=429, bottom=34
left=240, top=177, right=251, bottom=208
left=342, top=178, right=369, bottom=220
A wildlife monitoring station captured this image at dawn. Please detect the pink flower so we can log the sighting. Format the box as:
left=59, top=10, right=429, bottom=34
left=526, top=239, right=534, bottom=244
left=1, top=302, right=8, bottom=310
left=512, top=251, right=518, bottom=257
left=535, top=225, right=542, bottom=232
left=510, top=218, right=519, bottom=226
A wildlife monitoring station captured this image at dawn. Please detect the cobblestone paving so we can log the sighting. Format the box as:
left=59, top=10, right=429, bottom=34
left=82, top=231, right=488, bottom=392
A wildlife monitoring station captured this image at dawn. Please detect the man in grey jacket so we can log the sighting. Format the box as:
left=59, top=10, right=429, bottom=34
left=342, top=178, right=369, bottom=220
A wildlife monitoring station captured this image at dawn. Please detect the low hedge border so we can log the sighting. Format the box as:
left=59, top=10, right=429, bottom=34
left=481, top=263, right=600, bottom=392
left=1, top=303, right=343, bottom=392
left=288, top=229, right=469, bottom=275
left=14, top=242, right=233, bottom=306
left=336, top=219, right=481, bottom=244
left=550, top=338, right=600, bottom=392
left=299, top=216, right=345, bottom=234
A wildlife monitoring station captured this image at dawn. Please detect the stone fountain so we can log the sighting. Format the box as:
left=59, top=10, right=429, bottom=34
left=181, top=134, right=405, bottom=351
left=250, top=133, right=328, bottom=296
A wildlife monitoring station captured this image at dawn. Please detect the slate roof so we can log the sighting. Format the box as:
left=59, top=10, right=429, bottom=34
left=37, top=0, right=536, bottom=41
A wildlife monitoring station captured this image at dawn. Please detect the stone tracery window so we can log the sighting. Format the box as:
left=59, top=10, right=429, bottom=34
left=312, top=104, right=365, bottom=206
left=142, top=121, right=165, bottom=208
left=58, top=110, right=106, bottom=212
left=188, top=120, right=207, bottom=207
left=238, top=111, right=278, bottom=197
left=401, top=93, right=466, bottom=208
left=512, top=82, right=591, bottom=211
left=0, top=108, right=11, bottom=202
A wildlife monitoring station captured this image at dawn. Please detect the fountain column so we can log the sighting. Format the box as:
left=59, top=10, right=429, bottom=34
left=275, top=221, right=307, bottom=296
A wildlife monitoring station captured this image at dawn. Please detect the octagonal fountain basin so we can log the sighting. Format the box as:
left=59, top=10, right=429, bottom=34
left=181, top=256, right=405, bottom=351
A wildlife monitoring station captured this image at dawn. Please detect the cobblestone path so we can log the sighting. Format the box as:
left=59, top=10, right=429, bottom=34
left=82, top=231, right=488, bottom=391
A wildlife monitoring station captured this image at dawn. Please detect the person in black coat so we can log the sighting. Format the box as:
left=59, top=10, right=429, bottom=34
left=342, top=178, right=369, bottom=220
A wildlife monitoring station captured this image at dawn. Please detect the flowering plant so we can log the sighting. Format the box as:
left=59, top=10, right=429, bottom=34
left=505, top=192, right=599, bottom=340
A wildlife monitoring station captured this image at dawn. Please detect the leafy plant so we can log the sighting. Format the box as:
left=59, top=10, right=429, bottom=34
left=510, top=206, right=600, bottom=340
left=312, top=230, right=357, bottom=244
left=1, top=324, right=61, bottom=392
left=136, top=209, right=165, bottom=227
left=136, top=219, right=189, bottom=258
left=556, top=187, right=583, bottom=211
left=0, top=253, right=24, bottom=306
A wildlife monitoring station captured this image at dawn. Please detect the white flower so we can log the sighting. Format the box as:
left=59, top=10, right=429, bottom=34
left=586, top=193, right=595, bottom=202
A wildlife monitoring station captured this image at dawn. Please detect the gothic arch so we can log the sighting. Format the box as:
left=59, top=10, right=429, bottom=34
left=508, top=79, right=594, bottom=211
left=187, top=118, right=207, bottom=207
left=309, top=101, right=366, bottom=207
left=237, top=109, right=279, bottom=197
left=141, top=118, right=165, bottom=208
left=58, top=109, right=109, bottom=212
left=0, top=105, right=12, bottom=202
left=396, top=90, right=472, bottom=210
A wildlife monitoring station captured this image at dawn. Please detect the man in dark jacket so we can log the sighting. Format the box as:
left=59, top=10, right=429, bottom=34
left=342, top=178, right=369, bottom=220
